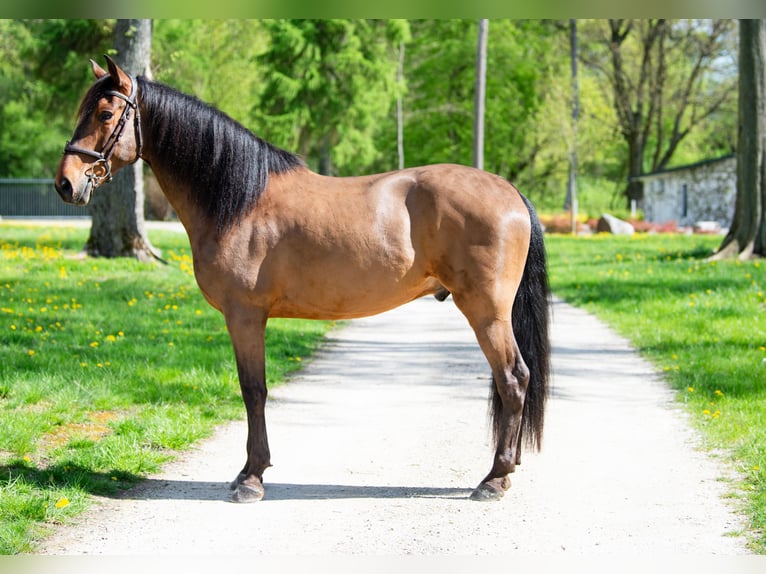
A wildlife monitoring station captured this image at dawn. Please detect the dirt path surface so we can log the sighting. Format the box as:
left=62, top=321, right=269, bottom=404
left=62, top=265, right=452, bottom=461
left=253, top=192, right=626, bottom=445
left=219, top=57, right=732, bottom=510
left=39, top=297, right=748, bottom=555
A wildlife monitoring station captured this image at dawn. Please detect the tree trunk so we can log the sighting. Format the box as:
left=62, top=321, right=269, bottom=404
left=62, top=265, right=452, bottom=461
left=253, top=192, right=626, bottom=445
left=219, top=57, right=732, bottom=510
left=318, top=136, right=333, bottom=176
left=565, top=19, right=580, bottom=234
left=473, top=19, right=488, bottom=170
left=626, top=134, right=645, bottom=206
left=85, top=19, right=159, bottom=262
left=713, top=19, right=766, bottom=260
left=396, top=40, right=405, bottom=171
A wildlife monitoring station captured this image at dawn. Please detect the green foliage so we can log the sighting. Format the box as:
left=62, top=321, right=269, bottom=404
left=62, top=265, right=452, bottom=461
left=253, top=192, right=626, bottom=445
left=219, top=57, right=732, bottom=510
left=0, top=19, right=740, bottom=215
left=152, top=20, right=268, bottom=126
left=0, top=19, right=112, bottom=178
left=400, top=21, right=562, bottom=184
left=0, top=224, right=333, bottom=554
left=547, top=233, right=766, bottom=552
left=255, top=19, right=409, bottom=175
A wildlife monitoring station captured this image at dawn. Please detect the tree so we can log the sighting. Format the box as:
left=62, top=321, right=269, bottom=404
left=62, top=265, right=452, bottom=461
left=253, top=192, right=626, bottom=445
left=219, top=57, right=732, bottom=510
left=396, top=39, right=405, bottom=170
left=473, top=19, right=488, bottom=170
left=564, top=19, right=580, bottom=233
left=255, top=19, right=409, bottom=176
left=582, top=19, right=737, bottom=205
left=152, top=20, right=267, bottom=126
left=713, top=19, right=766, bottom=260
left=402, top=20, right=564, bottom=193
left=0, top=19, right=111, bottom=178
left=85, top=19, right=159, bottom=261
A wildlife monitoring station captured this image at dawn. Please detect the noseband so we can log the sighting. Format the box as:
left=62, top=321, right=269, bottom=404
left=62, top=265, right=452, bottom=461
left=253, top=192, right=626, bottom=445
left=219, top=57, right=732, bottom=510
left=63, top=74, right=142, bottom=189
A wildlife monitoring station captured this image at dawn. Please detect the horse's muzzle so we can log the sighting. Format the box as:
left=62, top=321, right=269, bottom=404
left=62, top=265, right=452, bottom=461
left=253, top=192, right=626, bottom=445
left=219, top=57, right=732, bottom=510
left=55, top=176, right=92, bottom=206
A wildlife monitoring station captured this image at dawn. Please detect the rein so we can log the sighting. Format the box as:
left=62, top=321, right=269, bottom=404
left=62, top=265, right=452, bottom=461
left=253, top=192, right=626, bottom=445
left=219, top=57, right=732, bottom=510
left=63, top=74, right=142, bottom=189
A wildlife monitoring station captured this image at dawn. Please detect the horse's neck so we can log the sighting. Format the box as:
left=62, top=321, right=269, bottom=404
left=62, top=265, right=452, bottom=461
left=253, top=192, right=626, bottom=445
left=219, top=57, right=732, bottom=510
left=144, top=159, right=209, bottom=242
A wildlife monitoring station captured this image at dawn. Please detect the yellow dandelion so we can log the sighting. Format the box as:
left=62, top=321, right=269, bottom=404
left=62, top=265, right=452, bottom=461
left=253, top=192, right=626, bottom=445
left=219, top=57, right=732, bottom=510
left=55, top=497, right=70, bottom=509
left=105, top=335, right=116, bottom=343
left=27, top=349, right=35, bottom=357
left=702, top=409, right=711, bottom=416
left=89, top=341, right=99, bottom=348
left=714, top=390, right=724, bottom=397
left=687, top=387, right=694, bottom=393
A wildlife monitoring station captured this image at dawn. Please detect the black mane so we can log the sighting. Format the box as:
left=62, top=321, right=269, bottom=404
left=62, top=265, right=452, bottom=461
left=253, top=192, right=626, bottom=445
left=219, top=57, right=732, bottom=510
left=136, top=76, right=305, bottom=234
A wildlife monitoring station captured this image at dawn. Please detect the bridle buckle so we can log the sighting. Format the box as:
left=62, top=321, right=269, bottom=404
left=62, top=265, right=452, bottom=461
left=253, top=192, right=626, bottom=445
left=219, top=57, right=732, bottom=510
left=84, top=157, right=113, bottom=187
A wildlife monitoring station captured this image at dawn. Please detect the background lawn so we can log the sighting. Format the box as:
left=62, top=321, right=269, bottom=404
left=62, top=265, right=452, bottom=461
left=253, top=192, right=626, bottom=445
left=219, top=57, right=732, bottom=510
left=546, top=232, right=765, bottom=553
left=0, top=223, right=333, bottom=553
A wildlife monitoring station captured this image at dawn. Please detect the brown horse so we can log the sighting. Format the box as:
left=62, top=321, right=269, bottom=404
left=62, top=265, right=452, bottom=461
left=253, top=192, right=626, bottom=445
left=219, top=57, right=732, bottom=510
left=55, top=56, right=550, bottom=503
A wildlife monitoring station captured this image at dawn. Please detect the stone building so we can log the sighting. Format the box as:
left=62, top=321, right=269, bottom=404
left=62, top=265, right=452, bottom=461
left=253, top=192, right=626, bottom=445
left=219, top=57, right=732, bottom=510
left=632, top=154, right=735, bottom=229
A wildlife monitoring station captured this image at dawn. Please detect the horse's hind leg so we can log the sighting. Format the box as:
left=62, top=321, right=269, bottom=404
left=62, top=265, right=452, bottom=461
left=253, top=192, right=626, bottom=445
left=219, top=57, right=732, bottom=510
left=462, top=312, right=530, bottom=501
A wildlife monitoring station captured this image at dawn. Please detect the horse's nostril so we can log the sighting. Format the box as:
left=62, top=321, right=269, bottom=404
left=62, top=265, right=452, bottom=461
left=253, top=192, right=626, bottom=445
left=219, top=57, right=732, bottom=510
left=55, top=177, right=73, bottom=202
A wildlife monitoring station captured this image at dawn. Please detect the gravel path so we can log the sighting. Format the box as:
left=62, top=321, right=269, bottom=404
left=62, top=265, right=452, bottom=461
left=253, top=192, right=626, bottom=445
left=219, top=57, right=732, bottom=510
left=39, top=296, right=749, bottom=555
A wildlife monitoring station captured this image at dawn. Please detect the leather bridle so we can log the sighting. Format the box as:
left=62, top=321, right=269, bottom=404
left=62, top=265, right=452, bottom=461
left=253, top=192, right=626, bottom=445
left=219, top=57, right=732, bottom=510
left=63, top=74, right=142, bottom=189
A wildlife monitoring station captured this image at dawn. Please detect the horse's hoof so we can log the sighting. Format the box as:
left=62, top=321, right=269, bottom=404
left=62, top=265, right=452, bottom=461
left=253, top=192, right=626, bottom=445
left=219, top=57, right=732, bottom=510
left=230, top=482, right=264, bottom=503
left=229, top=473, right=246, bottom=490
left=469, top=478, right=510, bottom=501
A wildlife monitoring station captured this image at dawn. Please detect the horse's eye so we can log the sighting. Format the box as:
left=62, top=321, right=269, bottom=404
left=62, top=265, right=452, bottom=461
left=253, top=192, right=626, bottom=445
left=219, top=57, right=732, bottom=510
left=99, top=111, right=113, bottom=122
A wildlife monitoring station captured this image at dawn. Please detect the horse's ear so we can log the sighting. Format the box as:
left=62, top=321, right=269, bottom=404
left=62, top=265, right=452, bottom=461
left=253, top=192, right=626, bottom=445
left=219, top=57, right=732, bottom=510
left=103, top=54, right=130, bottom=91
left=90, top=59, right=107, bottom=79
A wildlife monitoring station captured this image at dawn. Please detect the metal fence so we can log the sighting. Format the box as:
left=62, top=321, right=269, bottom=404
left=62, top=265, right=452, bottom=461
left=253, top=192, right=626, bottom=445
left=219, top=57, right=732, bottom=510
left=0, top=178, right=88, bottom=218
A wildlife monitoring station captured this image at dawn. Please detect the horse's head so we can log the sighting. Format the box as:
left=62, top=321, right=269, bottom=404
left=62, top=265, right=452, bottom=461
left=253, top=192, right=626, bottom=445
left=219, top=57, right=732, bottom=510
left=55, top=56, right=142, bottom=205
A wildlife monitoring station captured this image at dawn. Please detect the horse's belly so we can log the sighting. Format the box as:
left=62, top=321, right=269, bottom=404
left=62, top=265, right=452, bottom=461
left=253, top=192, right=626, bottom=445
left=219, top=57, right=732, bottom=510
left=268, top=273, right=442, bottom=320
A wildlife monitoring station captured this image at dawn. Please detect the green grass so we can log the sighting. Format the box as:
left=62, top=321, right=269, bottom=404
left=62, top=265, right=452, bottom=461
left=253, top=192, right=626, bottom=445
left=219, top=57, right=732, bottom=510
left=546, top=233, right=766, bottom=553
left=0, top=223, right=334, bottom=554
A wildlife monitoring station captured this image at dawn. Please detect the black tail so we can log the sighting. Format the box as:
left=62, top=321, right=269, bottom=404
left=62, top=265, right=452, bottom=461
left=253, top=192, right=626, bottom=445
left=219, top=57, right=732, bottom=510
left=492, top=193, right=551, bottom=451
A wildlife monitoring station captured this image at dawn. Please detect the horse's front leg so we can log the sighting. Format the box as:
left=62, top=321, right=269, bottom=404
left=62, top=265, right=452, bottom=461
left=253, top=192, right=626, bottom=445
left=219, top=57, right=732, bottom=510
left=225, top=308, right=271, bottom=503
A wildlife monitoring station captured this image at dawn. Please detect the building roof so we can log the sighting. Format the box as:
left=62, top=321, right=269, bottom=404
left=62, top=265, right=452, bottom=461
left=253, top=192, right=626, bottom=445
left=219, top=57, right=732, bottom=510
left=629, top=154, right=735, bottom=182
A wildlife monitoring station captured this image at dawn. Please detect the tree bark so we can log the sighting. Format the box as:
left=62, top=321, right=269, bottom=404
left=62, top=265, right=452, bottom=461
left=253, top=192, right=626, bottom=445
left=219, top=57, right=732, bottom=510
left=85, top=19, right=159, bottom=262
left=713, top=19, right=766, bottom=260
